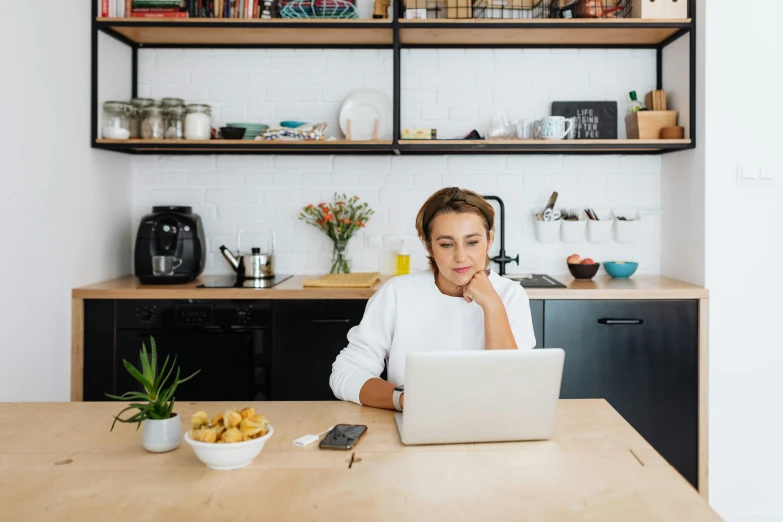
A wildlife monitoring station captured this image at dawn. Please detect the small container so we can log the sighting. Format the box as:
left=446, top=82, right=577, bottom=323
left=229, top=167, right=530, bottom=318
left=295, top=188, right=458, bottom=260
left=140, top=106, right=166, bottom=139
left=101, top=101, right=132, bottom=140
left=397, top=239, right=410, bottom=276
left=604, top=261, right=639, bottom=279
left=184, top=103, right=212, bottom=140
left=613, top=208, right=641, bottom=243
left=568, top=262, right=600, bottom=281
left=130, top=98, right=155, bottom=138
left=560, top=210, right=586, bottom=243
left=534, top=214, right=561, bottom=243
left=586, top=209, right=613, bottom=243
left=165, top=105, right=187, bottom=139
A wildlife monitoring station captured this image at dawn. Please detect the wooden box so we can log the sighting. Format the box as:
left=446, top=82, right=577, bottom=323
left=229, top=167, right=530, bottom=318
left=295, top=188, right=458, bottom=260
left=625, top=110, right=678, bottom=139
left=631, top=0, right=688, bottom=19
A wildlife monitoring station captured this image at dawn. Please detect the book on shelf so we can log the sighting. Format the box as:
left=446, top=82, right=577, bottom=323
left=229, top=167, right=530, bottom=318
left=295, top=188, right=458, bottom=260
left=100, top=0, right=271, bottom=17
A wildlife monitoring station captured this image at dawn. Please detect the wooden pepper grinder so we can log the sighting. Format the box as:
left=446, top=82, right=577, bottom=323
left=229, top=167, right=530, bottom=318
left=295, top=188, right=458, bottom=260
left=373, top=0, right=390, bottom=18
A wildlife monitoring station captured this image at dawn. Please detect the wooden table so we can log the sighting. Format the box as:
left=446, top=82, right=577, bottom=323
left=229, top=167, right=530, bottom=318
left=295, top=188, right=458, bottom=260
left=0, top=400, right=719, bottom=521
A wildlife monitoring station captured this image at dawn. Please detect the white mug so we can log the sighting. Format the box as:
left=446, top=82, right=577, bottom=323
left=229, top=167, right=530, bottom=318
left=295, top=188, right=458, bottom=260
left=534, top=116, right=573, bottom=140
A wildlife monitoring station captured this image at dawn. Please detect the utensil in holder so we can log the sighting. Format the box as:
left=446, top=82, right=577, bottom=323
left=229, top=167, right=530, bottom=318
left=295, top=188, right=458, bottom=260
left=613, top=208, right=641, bottom=243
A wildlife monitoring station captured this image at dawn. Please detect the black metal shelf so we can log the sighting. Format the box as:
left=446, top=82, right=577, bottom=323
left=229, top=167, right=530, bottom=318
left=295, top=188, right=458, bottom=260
left=95, top=138, right=693, bottom=155
left=92, top=4, right=696, bottom=155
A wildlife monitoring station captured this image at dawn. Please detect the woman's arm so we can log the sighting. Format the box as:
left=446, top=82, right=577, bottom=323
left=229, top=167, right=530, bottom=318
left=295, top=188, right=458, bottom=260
left=359, top=377, right=403, bottom=410
left=462, top=271, right=518, bottom=350
left=329, top=281, right=397, bottom=405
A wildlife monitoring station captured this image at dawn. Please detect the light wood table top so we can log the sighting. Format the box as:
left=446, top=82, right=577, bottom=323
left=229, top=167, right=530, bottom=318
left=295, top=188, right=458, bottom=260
left=72, top=274, right=708, bottom=300
left=0, top=400, right=719, bottom=521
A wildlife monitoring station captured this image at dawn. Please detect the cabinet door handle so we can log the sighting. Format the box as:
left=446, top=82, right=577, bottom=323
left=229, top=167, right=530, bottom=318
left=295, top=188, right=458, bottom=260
left=310, top=318, right=351, bottom=324
left=598, top=318, right=644, bottom=325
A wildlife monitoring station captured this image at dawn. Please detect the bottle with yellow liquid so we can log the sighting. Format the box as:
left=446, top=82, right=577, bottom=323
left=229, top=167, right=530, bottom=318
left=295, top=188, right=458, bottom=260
left=396, top=239, right=410, bottom=276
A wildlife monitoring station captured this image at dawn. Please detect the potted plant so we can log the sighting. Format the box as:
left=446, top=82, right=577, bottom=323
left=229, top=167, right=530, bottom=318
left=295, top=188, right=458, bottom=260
left=106, top=336, right=200, bottom=453
left=299, top=193, right=375, bottom=274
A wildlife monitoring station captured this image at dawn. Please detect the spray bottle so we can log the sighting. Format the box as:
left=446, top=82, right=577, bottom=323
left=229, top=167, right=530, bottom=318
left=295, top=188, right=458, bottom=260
left=396, top=238, right=410, bottom=276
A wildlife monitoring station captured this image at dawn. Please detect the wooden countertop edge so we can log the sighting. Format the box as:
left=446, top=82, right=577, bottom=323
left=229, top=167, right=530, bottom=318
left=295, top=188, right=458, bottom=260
left=72, top=275, right=709, bottom=300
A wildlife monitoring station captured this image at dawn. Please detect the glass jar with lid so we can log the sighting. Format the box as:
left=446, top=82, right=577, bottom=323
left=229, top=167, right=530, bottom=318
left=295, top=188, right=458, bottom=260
left=140, top=106, right=166, bottom=139
left=129, top=98, right=155, bottom=138
left=101, top=101, right=132, bottom=140
left=184, top=103, right=212, bottom=140
left=164, top=105, right=186, bottom=139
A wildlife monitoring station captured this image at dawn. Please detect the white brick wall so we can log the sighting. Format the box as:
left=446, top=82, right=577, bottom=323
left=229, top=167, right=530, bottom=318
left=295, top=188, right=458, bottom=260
left=133, top=47, right=662, bottom=277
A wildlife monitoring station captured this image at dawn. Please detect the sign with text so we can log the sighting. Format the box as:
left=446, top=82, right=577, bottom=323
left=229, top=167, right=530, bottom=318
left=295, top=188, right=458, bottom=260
left=551, top=102, right=618, bottom=139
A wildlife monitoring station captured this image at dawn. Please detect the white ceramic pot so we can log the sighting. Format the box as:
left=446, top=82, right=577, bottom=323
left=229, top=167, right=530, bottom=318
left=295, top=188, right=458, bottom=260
left=142, top=413, right=182, bottom=453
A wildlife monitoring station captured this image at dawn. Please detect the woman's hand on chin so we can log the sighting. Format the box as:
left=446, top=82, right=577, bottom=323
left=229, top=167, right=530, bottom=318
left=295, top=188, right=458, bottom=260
left=461, top=269, right=501, bottom=309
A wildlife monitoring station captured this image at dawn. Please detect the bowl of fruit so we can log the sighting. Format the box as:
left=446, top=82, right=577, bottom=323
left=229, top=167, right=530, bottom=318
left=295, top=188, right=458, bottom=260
left=567, top=254, right=600, bottom=280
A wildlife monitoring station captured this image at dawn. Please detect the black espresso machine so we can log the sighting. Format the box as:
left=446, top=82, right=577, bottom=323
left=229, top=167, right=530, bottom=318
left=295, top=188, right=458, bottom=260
left=134, top=206, right=206, bottom=284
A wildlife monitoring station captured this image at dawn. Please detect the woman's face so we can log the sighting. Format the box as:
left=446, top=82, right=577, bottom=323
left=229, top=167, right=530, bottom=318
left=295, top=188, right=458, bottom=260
left=428, top=212, right=494, bottom=288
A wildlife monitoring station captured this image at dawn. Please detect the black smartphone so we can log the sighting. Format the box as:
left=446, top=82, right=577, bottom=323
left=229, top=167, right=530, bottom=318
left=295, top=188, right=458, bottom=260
left=319, top=424, right=368, bottom=450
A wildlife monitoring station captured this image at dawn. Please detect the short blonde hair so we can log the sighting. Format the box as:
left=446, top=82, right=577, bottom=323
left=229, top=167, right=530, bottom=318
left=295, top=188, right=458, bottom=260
left=415, top=187, right=495, bottom=274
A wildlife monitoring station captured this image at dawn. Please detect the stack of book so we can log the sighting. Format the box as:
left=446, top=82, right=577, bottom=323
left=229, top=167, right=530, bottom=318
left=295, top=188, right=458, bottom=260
left=98, top=0, right=273, bottom=18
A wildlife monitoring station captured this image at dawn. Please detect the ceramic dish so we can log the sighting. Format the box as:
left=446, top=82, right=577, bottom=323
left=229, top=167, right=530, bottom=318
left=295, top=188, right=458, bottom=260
left=184, top=425, right=274, bottom=471
left=338, top=89, right=392, bottom=141
left=603, top=261, right=639, bottom=279
left=567, top=263, right=600, bottom=280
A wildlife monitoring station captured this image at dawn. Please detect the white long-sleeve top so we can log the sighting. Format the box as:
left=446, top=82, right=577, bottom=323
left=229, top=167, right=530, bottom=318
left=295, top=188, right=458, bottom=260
left=329, top=269, right=537, bottom=404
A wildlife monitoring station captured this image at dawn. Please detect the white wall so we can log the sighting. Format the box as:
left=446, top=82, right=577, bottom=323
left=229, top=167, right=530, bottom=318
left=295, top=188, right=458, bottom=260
left=0, top=3, right=132, bottom=401
left=704, top=0, right=783, bottom=519
left=133, top=47, right=663, bottom=276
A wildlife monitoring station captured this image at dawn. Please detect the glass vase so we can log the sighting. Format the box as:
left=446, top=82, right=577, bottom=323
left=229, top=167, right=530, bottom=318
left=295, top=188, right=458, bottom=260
left=330, top=239, right=351, bottom=274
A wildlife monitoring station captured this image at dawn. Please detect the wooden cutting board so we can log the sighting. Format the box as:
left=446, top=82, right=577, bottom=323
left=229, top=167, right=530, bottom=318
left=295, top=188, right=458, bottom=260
left=303, top=272, right=382, bottom=288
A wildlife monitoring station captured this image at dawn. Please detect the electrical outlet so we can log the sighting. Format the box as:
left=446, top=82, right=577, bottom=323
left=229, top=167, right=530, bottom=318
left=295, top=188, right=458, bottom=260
left=760, top=164, right=776, bottom=180
left=740, top=162, right=760, bottom=180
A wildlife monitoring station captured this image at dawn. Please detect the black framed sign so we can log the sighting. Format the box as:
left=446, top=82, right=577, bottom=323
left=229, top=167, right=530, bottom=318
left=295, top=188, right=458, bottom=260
left=551, top=101, right=618, bottom=139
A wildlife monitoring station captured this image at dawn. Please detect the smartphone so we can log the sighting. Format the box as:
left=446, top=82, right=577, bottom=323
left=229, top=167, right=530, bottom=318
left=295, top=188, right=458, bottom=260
left=319, top=424, right=368, bottom=450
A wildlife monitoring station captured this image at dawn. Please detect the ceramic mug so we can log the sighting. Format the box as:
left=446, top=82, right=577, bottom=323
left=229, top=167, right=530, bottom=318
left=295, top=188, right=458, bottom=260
left=534, top=116, right=573, bottom=140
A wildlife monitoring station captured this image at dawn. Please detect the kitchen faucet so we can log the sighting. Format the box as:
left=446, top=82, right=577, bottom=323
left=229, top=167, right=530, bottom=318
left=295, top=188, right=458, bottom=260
left=481, top=195, right=519, bottom=276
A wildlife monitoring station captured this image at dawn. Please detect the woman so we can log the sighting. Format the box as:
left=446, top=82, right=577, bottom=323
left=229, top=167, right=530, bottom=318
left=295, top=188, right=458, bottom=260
left=329, top=187, right=536, bottom=411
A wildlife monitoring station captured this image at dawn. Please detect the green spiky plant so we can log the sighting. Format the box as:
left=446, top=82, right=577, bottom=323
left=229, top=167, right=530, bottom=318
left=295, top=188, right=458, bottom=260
left=106, top=336, right=200, bottom=431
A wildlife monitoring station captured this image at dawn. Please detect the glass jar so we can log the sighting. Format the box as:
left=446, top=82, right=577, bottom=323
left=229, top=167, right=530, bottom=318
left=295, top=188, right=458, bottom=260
left=164, top=105, right=186, bottom=140
left=140, top=106, right=166, bottom=139
left=184, top=103, right=212, bottom=140
left=101, top=101, right=132, bottom=140
left=129, top=98, right=155, bottom=138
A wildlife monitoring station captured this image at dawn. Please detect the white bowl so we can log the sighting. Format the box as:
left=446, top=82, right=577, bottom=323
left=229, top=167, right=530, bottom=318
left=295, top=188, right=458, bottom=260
left=184, top=425, right=274, bottom=471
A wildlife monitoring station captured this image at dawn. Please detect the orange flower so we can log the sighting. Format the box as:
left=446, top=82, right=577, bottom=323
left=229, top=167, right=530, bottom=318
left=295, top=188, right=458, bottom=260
left=324, top=214, right=334, bottom=222
left=337, top=201, right=345, bottom=206
left=342, top=218, right=351, bottom=224
left=316, top=218, right=324, bottom=225
left=318, top=202, right=325, bottom=207
left=353, top=195, right=360, bottom=201
left=355, top=221, right=365, bottom=228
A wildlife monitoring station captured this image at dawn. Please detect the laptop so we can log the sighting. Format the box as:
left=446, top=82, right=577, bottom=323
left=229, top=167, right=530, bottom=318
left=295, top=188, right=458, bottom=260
left=395, top=348, right=565, bottom=445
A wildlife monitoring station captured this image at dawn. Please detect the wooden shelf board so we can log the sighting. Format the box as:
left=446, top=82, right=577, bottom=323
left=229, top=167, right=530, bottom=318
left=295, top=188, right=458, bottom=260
left=398, top=18, right=692, bottom=47
left=399, top=138, right=691, bottom=152
left=95, top=138, right=393, bottom=152
left=97, top=19, right=394, bottom=46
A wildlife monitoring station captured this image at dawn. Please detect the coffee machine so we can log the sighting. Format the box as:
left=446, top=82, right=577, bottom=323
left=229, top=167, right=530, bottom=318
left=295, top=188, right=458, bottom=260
left=134, top=206, right=206, bottom=284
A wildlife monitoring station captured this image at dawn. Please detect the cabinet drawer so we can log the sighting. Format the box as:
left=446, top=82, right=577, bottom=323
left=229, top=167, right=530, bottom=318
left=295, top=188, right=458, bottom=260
left=544, top=300, right=698, bottom=487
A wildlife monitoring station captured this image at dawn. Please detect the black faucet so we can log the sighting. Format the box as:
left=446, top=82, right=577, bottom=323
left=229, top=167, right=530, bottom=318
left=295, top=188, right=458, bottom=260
left=482, top=195, right=518, bottom=276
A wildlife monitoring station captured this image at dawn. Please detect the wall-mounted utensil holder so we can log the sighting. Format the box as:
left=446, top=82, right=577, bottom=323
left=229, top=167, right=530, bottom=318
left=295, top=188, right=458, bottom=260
left=560, top=209, right=586, bottom=243
left=533, top=211, right=561, bottom=243
left=613, top=208, right=641, bottom=243
left=586, top=209, right=613, bottom=243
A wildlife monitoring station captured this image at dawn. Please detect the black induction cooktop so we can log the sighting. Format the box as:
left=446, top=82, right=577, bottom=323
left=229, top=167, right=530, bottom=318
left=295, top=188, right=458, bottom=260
left=504, top=274, right=566, bottom=289
left=198, top=274, right=293, bottom=289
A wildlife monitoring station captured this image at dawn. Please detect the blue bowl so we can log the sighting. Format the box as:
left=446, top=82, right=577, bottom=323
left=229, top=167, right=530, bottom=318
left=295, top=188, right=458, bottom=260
left=280, top=120, right=307, bottom=128
left=604, top=261, right=639, bottom=279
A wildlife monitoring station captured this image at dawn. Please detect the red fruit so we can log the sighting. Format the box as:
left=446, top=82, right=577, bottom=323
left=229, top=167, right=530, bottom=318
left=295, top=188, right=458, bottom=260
left=581, top=258, right=596, bottom=265
left=567, top=254, right=581, bottom=264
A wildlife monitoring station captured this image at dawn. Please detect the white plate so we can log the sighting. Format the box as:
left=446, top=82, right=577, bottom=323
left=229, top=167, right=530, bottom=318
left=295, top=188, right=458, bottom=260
left=338, top=89, right=392, bottom=141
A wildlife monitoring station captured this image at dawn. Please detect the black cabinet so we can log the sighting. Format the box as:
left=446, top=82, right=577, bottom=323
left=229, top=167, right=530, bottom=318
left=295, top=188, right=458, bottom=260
left=544, top=300, right=698, bottom=488
left=530, top=300, right=544, bottom=349
left=272, top=300, right=367, bottom=401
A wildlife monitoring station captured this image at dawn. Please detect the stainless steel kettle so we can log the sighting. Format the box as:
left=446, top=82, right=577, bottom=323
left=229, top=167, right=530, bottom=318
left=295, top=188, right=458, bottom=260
left=219, top=230, right=275, bottom=279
